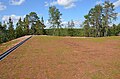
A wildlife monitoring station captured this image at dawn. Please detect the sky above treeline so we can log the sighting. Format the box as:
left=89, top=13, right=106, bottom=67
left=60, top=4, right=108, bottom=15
left=0, top=0, right=120, bottom=28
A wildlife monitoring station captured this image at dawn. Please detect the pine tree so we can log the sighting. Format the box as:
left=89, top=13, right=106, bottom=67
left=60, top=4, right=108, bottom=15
left=68, top=20, right=75, bottom=36
left=16, top=18, right=24, bottom=38
left=23, top=15, right=30, bottom=35
left=2, top=21, right=7, bottom=32
left=83, top=15, right=90, bottom=37
left=35, top=20, right=42, bottom=35
left=102, top=0, right=117, bottom=36
left=0, top=22, right=3, bottom=43
left=8, top=17, right=15, bottom=40
left=41, top=17, right=46, bottom=35
left=28, top=12, right=40, bottom=35
left=83, top=1, right=117, bottom=37
left=48, top=6, right=62, bottom=36
left=0, top=22, right=3, bottom=34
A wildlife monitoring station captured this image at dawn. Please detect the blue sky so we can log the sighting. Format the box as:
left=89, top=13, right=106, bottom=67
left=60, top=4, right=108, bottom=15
left=0, top=0, right=120, bottom=28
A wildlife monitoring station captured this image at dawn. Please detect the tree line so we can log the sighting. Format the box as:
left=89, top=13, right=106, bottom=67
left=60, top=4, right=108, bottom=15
left=47, top=1, right=120, bottom=37
left=83, top=1, right=120, bottom=37
left=0, top=0, right=120, bottom=44
left=0, top=12, right=46, bottom=44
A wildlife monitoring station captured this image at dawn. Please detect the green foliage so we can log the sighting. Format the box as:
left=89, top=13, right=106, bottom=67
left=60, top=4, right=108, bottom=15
left=102, top=1, right=117, bottom=36
left=0, top=22, right=9, bottom=43
left=83, top=1, right=117, bottom=37
left=109, top=24, right=120, bottom=36
left=16, top=18, right=24, bottom=38
left=23, top=15, right=30, bottom=35
left=41, top=17, right=46, bottom=35
left=8, top=17, right=15, bottom=40
left=0, top=2, right=120, bottom=45
left=67, top=20, right=75, bottom=36
left=48, top=6, right=62, bottom=36
left=26, top=12, right=46, bottom=35
left=45, top=28, right=84, bottom=37
left=83, top=15, right=91, bottom=37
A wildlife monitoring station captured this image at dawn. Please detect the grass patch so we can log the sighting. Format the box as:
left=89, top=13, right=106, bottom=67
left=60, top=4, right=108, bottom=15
left=85, top=36, right=120, bottom=42
left=0, top=36, right=120, bottom=79
left=0, top=40, right=19, bottom=54
left=91, top=71, right=106, bottom=79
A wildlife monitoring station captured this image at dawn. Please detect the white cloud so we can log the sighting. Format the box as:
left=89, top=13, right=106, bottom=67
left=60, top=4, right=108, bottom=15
left=0, top=2, right=6, bottom=11
left=2, top=15, right=24, bottom=24
left=50, top=1, right=58, bottom=6
left=96, top=0, right=103, bottom=5
left=45, top=0, right=77, bottom=9
left=9, top=0, right=25, bottom=5
left=62, top=19, right=83, bottom=28
left=45, top=2, right=49, bottom=6
left=114, top=0, right=120, bottom=8
left=45, top=19, right=83, bottom=28
left=44, top=20, right=50, bottom=28
left=64, top=3, right=76, bottom=9
left=45, top=1, right=57, bottom=7
left=74, top=20, right=82, bottom=27
left=118, top=13, right=120, bottom=17
left=58, top=0, right=77, bottom=9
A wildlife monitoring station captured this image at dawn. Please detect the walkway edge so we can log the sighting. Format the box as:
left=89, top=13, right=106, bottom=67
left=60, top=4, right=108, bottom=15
left=0, top=36, right=32, bottom=61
